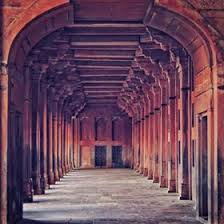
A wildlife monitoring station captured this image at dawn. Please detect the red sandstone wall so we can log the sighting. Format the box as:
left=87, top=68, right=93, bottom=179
left=76, top=105, right=132, bottom=168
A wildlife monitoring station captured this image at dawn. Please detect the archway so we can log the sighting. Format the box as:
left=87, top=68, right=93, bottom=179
left=0, top=1, right=221, bottom=223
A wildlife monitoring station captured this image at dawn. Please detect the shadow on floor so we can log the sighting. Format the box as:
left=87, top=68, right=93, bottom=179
left=20, top=218, right=201, bottom=224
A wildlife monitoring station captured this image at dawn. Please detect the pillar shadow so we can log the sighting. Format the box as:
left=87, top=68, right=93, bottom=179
left=21, top=218, right=201, bottom=224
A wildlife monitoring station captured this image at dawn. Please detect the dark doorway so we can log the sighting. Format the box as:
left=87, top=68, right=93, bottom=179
left=95, top=146, right=107, bottom=167
left=112, top=146, right=123, bottom=168
left=198, top=115, right=208, bottom=220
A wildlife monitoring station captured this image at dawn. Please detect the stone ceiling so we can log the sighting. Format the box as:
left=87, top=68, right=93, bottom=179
left=3, top=0, right=222, bottom=116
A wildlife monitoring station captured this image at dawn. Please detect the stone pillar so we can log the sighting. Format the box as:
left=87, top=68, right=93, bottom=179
left=0, top=63, right=8, bottom=224
left=40, top=80, right=48, bottom=190
left=143, top=98, right=149, bottom=176
left=132, top=116, right=137, bottom=170
left=23, top=66, right=33, bottom=202
left=160, top=81, right=169, bottom=188
left=139, top=105, right=144, bottom=174
left=68, top=117, right=72, bottom=171
left=168, top=71, right=178, bottom=193
left=135, top=112, right=141, bottom=171
left=31, top=74, right=42, bottom=195
left=73, top=118, right=78, bottom=168
left=58, top=102, right=63, bottom=178
left=52, top=98, right=60, bottom=181
left=179, top=58, right=191, bottom=200
left=64, top=114, right=69, bottom=172
left=153, top=86, right=161, bottom=183
left=47, top=89, right=54, bottom=185
left=61, top=114, right=66, bottom=174
left=72, top=118, right=76, bottom=169
left=148, top=110, right=154, bottom=179
left=147, top=93, right=154, bottom=180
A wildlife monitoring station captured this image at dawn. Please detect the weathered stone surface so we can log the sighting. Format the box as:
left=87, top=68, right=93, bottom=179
left=22, top=169, right=200, bottom=224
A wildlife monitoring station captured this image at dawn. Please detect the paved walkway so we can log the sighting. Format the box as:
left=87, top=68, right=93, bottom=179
left=23, top=169, right=200, bottom=224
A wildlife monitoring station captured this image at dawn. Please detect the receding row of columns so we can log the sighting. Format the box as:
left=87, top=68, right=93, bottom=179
left=23, top=73, right=76, bottom=203
left=131, top=56, right=192, bottom=200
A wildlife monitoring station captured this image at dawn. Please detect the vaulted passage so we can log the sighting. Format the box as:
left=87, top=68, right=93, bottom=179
left=1, top=1, right=224, bottom=224
left=23, top=169, right=200, bottom=224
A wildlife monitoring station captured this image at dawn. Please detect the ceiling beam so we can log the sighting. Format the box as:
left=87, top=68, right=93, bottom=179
left=74, top=60, right=132, bottom=67
left=64, top=23, right=146, bottom=35
left=80, top=76, right=126, bottom=81
left=84, top=87, right=122, bottom=91
left=83, top=83, right=123, bottom=87
left=77, top=65, right=131, bottom=70
left=81, top=80, right=124, bottom=84
left=78, top=68, right=129, bottom=75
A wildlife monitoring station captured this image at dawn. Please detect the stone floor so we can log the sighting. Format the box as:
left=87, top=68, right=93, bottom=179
left=22, top=169, right=201, bottom=224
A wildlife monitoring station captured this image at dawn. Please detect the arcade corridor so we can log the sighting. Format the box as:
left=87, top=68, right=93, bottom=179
left=1, top=1, right=224, bottom=224
left=23, top=169, right=200, bottom=224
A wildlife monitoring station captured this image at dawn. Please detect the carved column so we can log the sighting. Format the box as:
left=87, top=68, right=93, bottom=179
left=47, top=89, right=55, bottom=185
left=58, top=102, right=63, bottom=178
left=139, top=104, right=144, bottom=174
left=68, top=117, right=72, bottom=171
left=52, top=96, right=60, bottom=181
left=135, top=117, right=140, bottom=170
left=73, top=117, right=79, bottom=168
left=148, top=109, right=154, bottom=180
left=72, top=118, right=76, bottom=169
left=153, top=86, right=161, bottom=183
left=23, top=66, right=33, bottom=202
left=40, top=80, right=48, bottom=190
left=143, top=97, right=149, bottom=176
left=132, top=116, right=137, bottom=169
left=64, top=113, right=69, bottom=172
left=131, top=117, right=134, bottom=169
left=31, top=73, right=42, bottom=195
left=147, top=91, right=154, bottom=180
left=61, top=113, right=66, bottom=174
left=179, top=57, right=191, bottom=200
left=0, top=63, right=8, bottom=224
left=168, top=69, right=178, bottom=193
left=160, top=80, right=169, bottom=188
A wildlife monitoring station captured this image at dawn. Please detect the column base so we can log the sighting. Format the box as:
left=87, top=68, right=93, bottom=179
left=143, top=168, right=148, bottom=177
left=48, top=171, right=55, bottom=185
left=32, top=174, right=42, bottom=195
left=147, top=170, right=153, bottom=180
left=179, top=183, right=190, bottom=200
left=160, top=176, right=168, bottom=188
left=168, top=179, right=176, bottom=193
left=40, top=176, right=46, bottom=194
left=54, top=170, right=60, bottom=182
left=65, top=165, right=70, bottom=173
left=59, top=168, right=63, bottom=178
left=62, top=166, right=66, bottom=175
left=44, top=175, right=50, bottom=189
left=69, top=163, right=73, bottom=171
left=153, top=176, right=159, bottom=183
left=23, top=178, right=33, bottom=203
left=140, top=167, right=144, bottom=174
left=68, top=164, right=72, bottom=172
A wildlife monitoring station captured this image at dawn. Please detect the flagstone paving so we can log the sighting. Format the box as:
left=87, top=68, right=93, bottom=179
left=22, top=169, right=201, bottom=224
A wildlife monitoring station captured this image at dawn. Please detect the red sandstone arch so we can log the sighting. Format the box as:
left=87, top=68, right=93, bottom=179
left=4, top=1, right=217, bottom=78
left=2, top=1, right=221, bottom=224
left=6, top=2, right=73, bottom=70
left=2, top=0, right=70, bottom=63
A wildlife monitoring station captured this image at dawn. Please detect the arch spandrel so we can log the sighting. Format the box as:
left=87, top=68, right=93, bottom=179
left=6, top=1, right=73, bottom=67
